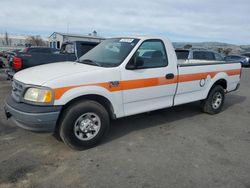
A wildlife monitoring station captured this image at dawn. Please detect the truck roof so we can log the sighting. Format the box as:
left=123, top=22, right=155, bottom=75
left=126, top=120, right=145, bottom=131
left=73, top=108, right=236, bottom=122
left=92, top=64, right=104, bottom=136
left=109, top=36, right=171, bottom=41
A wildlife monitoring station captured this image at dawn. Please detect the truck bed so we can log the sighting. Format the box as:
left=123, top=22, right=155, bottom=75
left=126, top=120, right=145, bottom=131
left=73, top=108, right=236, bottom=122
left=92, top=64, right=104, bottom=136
left=174, top=61, right=241, bottom=105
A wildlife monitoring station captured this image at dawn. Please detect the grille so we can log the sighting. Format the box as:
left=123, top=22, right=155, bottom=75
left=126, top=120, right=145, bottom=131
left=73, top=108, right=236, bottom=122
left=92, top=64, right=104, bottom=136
left=11, top=80, right=25, bottom=102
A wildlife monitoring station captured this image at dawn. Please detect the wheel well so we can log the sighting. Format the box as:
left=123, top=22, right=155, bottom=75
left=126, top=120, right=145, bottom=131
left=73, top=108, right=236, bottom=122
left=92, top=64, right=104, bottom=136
left=213, top=79, right=227, bottom=90
left=54, top=94, right=116, bottom=134
left=63, top=94, right=116, bottom=119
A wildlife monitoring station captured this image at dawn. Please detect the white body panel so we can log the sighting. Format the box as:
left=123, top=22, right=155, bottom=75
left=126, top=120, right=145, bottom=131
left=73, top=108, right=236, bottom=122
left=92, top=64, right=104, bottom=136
left=174, top=63, right=240, bottom=105
left=13, top=36, right=241, bottom=119
left=14, top=62, right=102, bottom=85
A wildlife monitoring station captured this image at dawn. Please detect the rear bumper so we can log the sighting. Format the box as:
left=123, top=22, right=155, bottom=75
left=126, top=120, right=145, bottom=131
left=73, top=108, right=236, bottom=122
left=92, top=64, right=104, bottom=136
left=235, top=83, right=240, bottom=91
left=4, top=96, right=62, bottom=132
left=227, top=83, right=240, bottom=93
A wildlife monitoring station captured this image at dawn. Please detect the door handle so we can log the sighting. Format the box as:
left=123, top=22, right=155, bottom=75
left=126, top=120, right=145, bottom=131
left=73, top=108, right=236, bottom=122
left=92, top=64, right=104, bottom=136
left=165, top=73, right=175, bottom=79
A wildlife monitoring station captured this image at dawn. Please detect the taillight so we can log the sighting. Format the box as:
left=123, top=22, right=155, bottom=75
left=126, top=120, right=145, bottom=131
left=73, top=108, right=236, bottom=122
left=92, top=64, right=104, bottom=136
left=13, top=56, right=22, bottom=71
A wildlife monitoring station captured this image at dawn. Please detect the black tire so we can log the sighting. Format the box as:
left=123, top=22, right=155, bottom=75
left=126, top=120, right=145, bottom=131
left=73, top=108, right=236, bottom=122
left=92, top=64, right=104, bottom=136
left=59, top=100, right=110, bottom=150
left=201, top=85, right=225, bottom=115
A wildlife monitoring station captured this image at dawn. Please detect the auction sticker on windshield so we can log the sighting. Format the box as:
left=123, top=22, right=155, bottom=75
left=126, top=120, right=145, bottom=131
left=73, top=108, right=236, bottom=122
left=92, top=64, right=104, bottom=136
left=119, top=38, right=134, bottom=43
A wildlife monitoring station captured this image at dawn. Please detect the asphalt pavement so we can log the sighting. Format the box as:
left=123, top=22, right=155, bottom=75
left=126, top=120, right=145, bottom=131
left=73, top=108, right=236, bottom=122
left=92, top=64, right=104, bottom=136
left=0, top=68, right=250, bottom=188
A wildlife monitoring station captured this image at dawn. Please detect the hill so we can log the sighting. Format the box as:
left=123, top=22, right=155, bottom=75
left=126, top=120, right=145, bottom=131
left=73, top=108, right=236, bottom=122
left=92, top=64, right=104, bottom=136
left=173, top=42, right=250, bottom=55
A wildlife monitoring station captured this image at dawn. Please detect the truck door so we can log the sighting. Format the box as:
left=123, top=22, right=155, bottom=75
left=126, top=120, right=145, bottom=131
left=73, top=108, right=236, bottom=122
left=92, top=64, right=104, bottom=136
left=120, top=39, right=177, bottom=116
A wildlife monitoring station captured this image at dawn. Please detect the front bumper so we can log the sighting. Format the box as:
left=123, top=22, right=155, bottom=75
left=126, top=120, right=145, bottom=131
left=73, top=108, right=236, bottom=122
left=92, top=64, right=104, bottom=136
left=4, top=96, right=62, bottom=132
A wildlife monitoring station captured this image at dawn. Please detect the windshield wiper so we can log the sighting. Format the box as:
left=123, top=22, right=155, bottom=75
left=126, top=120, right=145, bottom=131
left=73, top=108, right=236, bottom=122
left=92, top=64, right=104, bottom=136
left=101, top=63, right=117, bottom=67
left=79, top=59, right=102, bottom=67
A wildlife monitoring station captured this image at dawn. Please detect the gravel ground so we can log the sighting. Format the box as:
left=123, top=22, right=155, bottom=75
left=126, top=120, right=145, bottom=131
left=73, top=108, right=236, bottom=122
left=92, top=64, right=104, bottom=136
left=0, top=68, right=250, bottom=188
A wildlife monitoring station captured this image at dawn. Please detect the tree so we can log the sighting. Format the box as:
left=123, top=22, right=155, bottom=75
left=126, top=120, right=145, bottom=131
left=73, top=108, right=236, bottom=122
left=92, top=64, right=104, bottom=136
left=217, top=48, right=223, bottom=53
left=184, top=44, right=192, bottom=49
left=223, top=48, right=232, bottom=55
left=25, top=35, right=47, bottom=46
left=93, top=30, right=97, bottom=36
left=88, top=30, right=98, bottom=36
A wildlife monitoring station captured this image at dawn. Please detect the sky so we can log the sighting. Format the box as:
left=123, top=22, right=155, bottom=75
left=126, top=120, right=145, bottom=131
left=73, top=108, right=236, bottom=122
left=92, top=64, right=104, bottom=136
left=0, top=0, right=249, bottom=44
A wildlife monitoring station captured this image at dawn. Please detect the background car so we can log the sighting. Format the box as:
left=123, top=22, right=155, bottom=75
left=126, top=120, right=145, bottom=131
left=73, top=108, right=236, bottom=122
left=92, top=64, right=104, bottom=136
left=0, top=50, right=9, bottom=58
left=5, top=49, right=23, bottom=70
left=20, top=46, right=59, bottom=54
left=6, top=41, right=100, bottom=79
left=0, top=51, right=4, bottom=57
left=224, top=55, right=250, bottom=67
left=0, top=58, right=4, bottom=68
left=241, top=52, right=250, bottom=58
left=175, top=49, right=225, bottom=64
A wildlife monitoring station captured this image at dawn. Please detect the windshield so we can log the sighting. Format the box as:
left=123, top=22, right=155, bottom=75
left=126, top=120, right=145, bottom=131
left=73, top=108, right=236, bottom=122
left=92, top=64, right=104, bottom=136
left=78, top=38, right=139, bottom=67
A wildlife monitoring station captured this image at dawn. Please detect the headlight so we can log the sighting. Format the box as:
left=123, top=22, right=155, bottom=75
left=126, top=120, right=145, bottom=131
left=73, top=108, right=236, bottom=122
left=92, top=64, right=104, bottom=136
left=24, top=87, right=53, bottom=103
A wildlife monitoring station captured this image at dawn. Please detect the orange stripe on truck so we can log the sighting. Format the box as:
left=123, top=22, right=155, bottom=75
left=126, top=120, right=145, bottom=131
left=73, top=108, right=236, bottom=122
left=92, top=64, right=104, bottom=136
left=120, top=76, right=178, bottom=90
left=54, top=77, right=178, bottom=100
left=226, top=69, right=241, bottom=76
left=54, top=69, right=240, bottom=100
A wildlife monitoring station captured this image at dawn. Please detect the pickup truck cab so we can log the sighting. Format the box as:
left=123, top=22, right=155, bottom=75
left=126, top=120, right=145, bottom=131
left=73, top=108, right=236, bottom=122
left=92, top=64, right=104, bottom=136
left=4, top=36, right=241, bottom=150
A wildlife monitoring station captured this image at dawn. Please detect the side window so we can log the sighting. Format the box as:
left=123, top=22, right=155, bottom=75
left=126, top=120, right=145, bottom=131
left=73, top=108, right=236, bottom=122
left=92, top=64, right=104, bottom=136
left=193, top=51, right=205, bottom=60
left=214, top=53, right=224, bottom=61
left=176, top=50, right=189, bottom=59
left=231, top=56, right=239, bottom=59
left=205, top=52, right=215, bottom=60
left=133, top=40, right=168, bottom=69
left=78, top=44, right=97, bottom=57
left=193, top=51, right=215, bottom=60
left=225, top=56, right=232, bottom=61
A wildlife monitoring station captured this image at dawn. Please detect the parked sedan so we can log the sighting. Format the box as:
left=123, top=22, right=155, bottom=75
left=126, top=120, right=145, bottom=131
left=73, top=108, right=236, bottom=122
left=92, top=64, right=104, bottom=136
left=225, top=55, right=250, bottom=67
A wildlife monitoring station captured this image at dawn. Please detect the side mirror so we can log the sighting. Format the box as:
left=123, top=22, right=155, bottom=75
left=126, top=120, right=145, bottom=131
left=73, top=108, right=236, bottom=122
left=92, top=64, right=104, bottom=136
left=126, top=56, right=144, bottom=70
left=135, top=56, right=144, bottom=67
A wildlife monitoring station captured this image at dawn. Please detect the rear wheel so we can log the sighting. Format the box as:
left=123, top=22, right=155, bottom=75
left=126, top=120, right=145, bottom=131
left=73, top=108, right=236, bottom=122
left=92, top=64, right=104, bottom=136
left=201, top=85, right=225, bottom=114
left=59, top=100, right=110, bottom=150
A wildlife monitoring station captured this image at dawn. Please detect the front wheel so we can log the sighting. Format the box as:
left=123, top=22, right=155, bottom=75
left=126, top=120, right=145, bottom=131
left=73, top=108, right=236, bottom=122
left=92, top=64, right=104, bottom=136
left=59, top=100, right=110, bottom=150
left=201, top=85, right=225, bottom=114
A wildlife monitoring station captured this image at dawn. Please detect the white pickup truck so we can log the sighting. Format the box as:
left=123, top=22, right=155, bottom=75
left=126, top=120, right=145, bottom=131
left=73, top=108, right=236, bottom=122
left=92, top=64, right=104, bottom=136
left=4, top=36, right=241, bottom=150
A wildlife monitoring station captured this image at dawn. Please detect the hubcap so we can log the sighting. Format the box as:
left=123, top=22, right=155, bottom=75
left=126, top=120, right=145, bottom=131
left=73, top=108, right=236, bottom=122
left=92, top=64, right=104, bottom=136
left=212, top=92, right=223, bottom=109
left=74, top=113, right=101, bottom=141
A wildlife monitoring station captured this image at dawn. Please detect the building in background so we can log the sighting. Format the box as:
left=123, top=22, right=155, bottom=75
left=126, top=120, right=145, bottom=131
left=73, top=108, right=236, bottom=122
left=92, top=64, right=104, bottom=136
left=48, top=31, right=104, bottom=49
